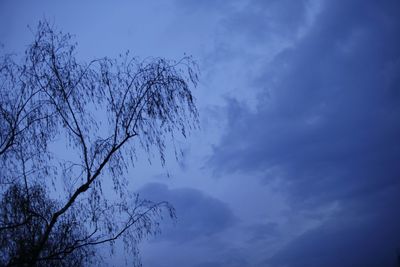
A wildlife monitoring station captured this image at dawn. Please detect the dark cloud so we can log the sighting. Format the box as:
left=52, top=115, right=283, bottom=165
left=138, top=183, right=236, bottom=243
left=268, top=198, right=400, bottom=267
left=246, top=222, right=280, bottom=244
left=210, top=0, right=400, bottom=266
left=211, top=0, right=400, bottom=207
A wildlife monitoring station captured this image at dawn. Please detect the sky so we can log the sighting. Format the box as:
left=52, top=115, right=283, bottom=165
left=1, top=0, right=400, bottom=266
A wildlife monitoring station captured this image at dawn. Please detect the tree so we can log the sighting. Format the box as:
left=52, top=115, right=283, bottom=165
left=0, top=20, right=199, bottom=266
left=1, top=183, right=95, bottom=266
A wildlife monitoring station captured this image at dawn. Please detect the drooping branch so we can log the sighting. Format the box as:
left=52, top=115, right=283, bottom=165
left=1, top=20, right=198, bottom=266
left=37, top=200, right=172, bottom=263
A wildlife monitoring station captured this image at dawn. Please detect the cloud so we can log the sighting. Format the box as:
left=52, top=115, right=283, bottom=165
left=268, top=198, right=400, bottom=267
left=222, top=0, right=310, bottom=43
left=246, top=222, right=280, bottom=244
left=208, top=0, right=400, bottom=266
left=193, top=247, right=249, bottom=267
left=138, top=183, right=236, bottom=243
left=210, top=0, right=400, bottom=207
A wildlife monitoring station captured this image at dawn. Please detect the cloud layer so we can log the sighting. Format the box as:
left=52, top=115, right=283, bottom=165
left=139, top=183, right=236, bottom=243
left=210, top=0, right=400, bottom=266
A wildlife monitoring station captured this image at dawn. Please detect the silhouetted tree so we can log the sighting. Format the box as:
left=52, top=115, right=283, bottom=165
left=0, top=183, right=94, bottom=266
left=0, top=20, right=198, bottom=266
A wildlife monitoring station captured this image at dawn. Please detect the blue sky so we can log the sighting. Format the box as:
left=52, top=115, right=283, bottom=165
left=1, top=0, right=399, bottom=266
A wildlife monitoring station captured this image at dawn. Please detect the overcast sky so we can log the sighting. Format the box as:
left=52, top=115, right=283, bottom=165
left=1, top=1, right=400, bottom=266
